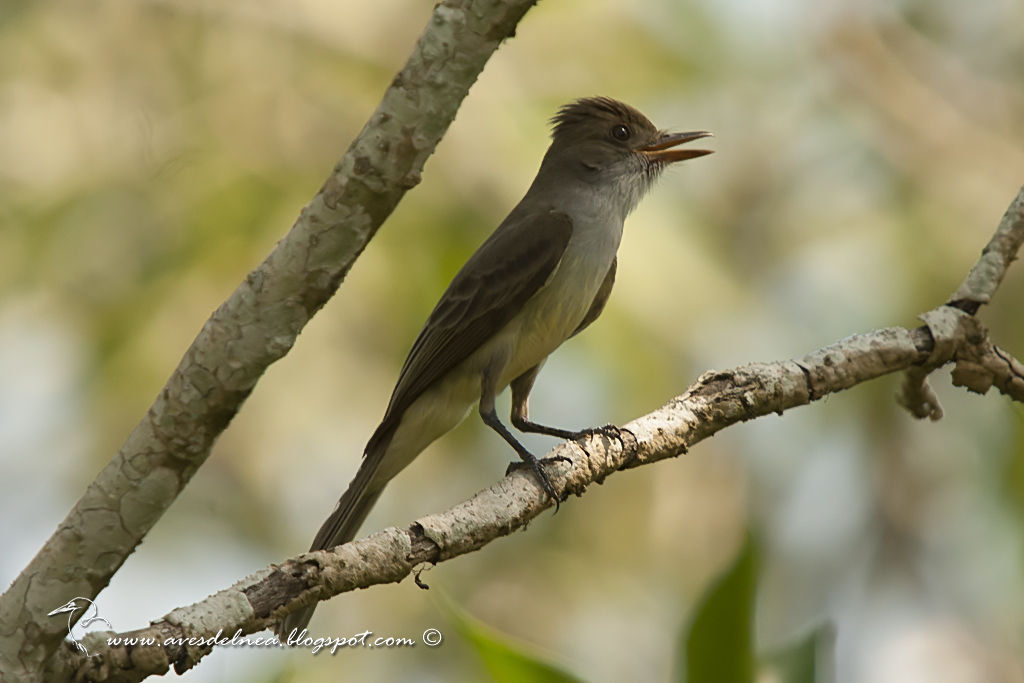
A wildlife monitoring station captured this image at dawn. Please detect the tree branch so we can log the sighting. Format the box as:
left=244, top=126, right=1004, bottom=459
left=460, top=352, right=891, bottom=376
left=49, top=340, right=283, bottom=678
left=0, top=1, right=539, bottom=681
left=892, top=185, right=1024, bottom=418
left=949, top=185, right=1024, bottom=312
left=48, top=188, right=1024, bottom=683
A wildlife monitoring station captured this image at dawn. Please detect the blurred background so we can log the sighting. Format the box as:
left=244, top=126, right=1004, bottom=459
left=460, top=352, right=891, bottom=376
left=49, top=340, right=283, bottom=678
left=2, top=0, right=1024, bottom=680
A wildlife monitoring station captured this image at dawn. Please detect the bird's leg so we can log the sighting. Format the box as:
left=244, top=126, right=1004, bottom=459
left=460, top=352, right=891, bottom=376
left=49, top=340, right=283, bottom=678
left=506, top=364, right=575, bottom=474
left=479, top=366, right=563, bottom=509
left=481, top=409, right=564, bottom=507
left=510, top=365, right=623, bottom=443
left=509, top=364, right=575, bottom=439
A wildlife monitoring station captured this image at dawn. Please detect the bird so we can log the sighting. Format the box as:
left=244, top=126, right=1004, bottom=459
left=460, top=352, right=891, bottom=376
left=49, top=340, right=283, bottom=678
left=277, top=96, right=713, bottom=640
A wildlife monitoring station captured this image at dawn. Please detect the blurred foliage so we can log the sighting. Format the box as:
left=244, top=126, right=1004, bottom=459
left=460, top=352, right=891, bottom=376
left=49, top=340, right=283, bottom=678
left=760, top=623, right=831, bottom=683
left=2, top=0, right=1024, bottom=682
left=1003, top=412, right=1024, bottom=545
left=443, top=594, right=588, bottom=683
left=680, top=533, right=757, bottom=683
left=679, top=533, right=830, bottom=683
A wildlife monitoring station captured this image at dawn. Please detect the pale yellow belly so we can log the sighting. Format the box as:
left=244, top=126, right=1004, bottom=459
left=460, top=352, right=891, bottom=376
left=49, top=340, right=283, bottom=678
left=369, top=248, right=612, bottom=488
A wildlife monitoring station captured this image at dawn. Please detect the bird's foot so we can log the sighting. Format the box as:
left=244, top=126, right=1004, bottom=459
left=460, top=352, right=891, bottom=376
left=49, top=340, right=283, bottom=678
left=567, top=423, right=623, bottom=444
left=505, top=454, right=572, bottom=476
left=505, top=454, right=571, bottom=511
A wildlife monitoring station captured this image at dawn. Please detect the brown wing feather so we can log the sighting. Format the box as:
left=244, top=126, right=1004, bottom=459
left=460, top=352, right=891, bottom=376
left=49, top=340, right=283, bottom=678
left=570, top=257, right=615, bottom=338
left=364, top=210, right=574, bottom=456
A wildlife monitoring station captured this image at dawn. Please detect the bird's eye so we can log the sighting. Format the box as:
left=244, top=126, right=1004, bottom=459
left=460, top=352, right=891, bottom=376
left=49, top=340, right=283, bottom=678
left=610, top=124, right=630, bottom=141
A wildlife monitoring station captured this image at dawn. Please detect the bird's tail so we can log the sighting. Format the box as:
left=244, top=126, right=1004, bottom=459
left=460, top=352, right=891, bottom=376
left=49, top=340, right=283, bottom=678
left=275, top=438, right=390, bottom=642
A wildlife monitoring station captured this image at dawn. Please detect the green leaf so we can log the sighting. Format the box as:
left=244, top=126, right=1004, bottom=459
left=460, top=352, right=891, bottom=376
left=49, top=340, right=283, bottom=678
left=441, top=595, right=587, bottom=683
left=760, top=623, right=832, bottom=683
left=679, top=533, right=758, bottom=683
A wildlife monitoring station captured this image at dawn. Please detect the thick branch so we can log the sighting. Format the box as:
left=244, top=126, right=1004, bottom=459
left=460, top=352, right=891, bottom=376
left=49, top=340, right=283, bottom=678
left=0, top=2, right=539, bottom=681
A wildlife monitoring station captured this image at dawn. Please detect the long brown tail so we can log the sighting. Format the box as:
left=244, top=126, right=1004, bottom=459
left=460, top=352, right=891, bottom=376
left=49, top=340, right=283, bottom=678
left=275, top=437, right=392, bottom=641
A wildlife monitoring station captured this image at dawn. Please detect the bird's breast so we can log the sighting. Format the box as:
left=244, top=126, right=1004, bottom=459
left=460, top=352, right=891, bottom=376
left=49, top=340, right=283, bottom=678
left=497, top=227, right=619, bottom=388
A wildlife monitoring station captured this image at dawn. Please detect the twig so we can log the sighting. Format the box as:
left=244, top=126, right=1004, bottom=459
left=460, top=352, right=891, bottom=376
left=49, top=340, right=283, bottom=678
left=949, top=186, right=1024, bottom=312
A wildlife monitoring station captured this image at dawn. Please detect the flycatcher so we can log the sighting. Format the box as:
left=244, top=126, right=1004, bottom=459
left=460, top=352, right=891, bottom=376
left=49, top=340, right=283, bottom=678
left=278, top=97, right=713, bottom=639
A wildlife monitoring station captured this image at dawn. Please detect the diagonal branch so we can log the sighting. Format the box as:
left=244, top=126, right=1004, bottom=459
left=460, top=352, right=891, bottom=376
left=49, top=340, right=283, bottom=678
left=0, top=1, right=539, bottom=681
left=949, top=186, right=1024, bottom=312
left=48, top=187, right=1024, bottom=683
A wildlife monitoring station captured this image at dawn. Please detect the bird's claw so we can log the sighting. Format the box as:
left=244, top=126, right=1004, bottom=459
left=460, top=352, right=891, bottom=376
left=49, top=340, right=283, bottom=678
left=569, top=423, right=622, bottom=443
left=506, top=455, right=570, bottom=511
left=505, top=454, right=571, bottom=476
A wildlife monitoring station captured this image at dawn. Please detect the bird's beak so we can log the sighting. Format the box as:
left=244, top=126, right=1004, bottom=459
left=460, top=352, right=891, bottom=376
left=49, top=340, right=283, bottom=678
left=638, top=131, right=714, bottom=163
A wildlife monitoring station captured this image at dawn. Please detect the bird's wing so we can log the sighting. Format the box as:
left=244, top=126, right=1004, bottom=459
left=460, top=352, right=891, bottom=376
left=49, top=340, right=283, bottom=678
left=364, top=210, right=574, bottom=456
left=570, top=257, right=615, bottom=338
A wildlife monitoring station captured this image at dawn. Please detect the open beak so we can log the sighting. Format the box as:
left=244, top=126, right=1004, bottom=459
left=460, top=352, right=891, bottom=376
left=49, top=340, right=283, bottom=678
left=638, top=131, right=714, bottom=163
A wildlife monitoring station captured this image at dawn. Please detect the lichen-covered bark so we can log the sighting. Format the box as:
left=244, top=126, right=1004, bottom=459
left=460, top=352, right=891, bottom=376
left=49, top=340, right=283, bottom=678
left=949, top=187, right=1024, bottom=311
left=0, top=2, right=538, bottom=681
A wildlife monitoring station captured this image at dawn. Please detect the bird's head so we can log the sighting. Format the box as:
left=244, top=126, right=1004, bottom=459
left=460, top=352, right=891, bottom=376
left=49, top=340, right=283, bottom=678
left=537, top=96, right=713, bottom=215
left=546, top=96, right=712, bottom=174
